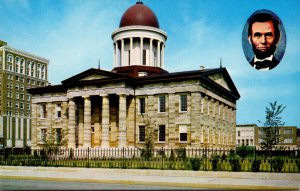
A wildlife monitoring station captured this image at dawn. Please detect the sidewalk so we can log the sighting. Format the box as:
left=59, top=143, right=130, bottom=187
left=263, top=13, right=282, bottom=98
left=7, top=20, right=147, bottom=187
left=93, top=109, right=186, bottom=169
left=1, top=166, right=299, bottom=190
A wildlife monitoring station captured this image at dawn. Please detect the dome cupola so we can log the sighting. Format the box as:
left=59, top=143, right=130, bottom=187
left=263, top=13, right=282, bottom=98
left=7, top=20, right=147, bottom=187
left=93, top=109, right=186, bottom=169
left=111, top=1, right=167, bottom=77
left=119, top=2, right=160, bottom=28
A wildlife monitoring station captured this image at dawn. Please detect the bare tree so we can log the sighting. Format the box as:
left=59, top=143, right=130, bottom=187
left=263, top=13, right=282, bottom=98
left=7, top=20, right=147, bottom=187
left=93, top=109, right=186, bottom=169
left=41, top=128, right=68, bottom=158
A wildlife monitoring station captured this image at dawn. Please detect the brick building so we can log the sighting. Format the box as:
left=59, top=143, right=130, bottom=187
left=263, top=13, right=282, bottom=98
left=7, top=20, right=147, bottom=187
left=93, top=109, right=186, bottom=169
left=0, top=40, right=49, bottom=148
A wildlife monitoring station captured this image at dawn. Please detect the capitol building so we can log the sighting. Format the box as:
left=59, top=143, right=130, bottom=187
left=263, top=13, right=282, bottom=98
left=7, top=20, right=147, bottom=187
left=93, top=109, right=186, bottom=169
left=29, top=2, right=240, bottom=150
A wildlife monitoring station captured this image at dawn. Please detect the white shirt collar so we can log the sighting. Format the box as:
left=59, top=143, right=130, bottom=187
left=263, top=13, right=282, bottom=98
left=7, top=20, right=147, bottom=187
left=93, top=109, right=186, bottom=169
left=254, top=55, right=273, bottom=63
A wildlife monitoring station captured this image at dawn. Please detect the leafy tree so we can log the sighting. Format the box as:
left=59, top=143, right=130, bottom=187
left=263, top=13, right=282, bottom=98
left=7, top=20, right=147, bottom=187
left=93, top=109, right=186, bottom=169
left=259, top=101, right=286, bottom=150
left=141, top=115, right=156, bottom=159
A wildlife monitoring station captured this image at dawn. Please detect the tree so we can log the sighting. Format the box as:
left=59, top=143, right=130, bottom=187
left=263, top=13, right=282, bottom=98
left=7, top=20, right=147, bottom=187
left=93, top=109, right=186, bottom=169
left=41, top=128, right=68, bottom=158
left=259, top=101, right=286, bottom=150
left=141, top=115, right=156, bottom=159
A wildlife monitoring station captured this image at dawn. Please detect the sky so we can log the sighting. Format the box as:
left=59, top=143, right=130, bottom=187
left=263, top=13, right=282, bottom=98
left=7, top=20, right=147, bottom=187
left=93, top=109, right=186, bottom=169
left=0, top=0, right=299, bottom=128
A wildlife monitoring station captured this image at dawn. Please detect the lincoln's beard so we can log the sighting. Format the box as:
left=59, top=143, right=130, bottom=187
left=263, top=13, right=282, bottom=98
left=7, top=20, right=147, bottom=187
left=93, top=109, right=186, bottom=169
left=252, top=44, right=277, bottom=59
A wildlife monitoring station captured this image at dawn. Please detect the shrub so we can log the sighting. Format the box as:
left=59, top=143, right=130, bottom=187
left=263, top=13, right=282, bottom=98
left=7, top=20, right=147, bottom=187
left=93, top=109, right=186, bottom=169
left=228, top=153, right=241, bottom=172
left=270, top=157, right=284, bottom=173
left=295, top=159, right=300, bottom=172
left=236, top=146, right=255, bottom=158
left=221, top=152, right=227, bottom=161
left=190, top=158, right=201, bottom=171
left=169, top=149, right=175, bottom=161
left=251, top=159, right=261, bottom=172
left=211, top=155, right=220, bottom=171
left=177, top=148, right=187, bottom=159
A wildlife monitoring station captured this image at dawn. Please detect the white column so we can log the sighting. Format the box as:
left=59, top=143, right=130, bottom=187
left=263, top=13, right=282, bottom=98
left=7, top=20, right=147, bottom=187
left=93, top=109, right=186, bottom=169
left=157, top=41, right=161, bottom=67
left=102, top=95, right=110, bottom=148
left=140, top=37, right=143, bottom=65
left=150, top=39, right=153, bottom=66
left=68, top=99, right=76, bottom=148
left=115, top=41, right=119, bottom=67
left=130, top=37, right=133, bottom=65
left=121, top=39, right=124, bottom=66
left=161, top=44, right=165, bottom=68
left=83, top=96, right=91, bottom=148
left=118, top=94, right=127, bottom=147
left=114, top=42, right=116, bottom=67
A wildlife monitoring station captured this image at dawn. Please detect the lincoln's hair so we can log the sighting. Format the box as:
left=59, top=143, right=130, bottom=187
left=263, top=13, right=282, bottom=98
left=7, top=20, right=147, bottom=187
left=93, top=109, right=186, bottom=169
left=248, top=12, right=280, bottom=43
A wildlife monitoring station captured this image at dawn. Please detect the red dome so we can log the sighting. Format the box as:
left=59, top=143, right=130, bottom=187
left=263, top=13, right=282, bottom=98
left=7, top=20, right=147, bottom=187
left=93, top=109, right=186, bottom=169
left=119, top=2, right=160, bottom=28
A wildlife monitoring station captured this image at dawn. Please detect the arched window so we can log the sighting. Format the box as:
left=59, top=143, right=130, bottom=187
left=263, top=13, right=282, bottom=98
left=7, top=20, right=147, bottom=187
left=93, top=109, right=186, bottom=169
left=41, top=65, right=45, bottom=80
left=37, top=63, right=41, bottom=78
left=20, top=58, right=25, bottom=74
left=7, top=54, right=13, bottom=63
left=26, top=60, right=31, bottom=76
left=15, top=57, right=20, bottom=73
left=31, top=61, right=35, bottom=77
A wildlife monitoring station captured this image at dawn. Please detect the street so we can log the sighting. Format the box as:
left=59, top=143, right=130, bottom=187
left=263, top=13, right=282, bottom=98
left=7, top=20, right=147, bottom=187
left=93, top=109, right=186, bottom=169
left=0, top=178, right=202, bottom=190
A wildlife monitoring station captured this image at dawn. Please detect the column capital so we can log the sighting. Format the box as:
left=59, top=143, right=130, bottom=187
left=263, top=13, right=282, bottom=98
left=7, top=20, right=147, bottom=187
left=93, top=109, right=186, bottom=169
left=82, top=95, right=90, bottom=100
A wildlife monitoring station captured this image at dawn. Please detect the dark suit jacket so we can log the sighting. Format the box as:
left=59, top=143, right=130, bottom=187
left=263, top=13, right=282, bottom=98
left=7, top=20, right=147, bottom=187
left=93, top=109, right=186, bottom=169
left=250, top=57, right=279, bottom=70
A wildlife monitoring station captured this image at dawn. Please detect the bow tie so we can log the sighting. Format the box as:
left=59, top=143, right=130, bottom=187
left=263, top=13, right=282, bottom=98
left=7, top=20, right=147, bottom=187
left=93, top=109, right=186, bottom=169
left=254, top=60, right=272, bottom=70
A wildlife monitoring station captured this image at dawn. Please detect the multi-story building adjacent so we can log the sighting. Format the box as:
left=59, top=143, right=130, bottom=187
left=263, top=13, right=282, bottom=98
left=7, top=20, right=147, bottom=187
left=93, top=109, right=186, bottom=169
left=28, top=2, right=240, bottom=150
left=236, top=124, right=259, bottom=146
left=0, top=40, right=49, bottom=149
left=297, top=128, right=300, bottom=147
left=236, top=124, right=298, bottom=149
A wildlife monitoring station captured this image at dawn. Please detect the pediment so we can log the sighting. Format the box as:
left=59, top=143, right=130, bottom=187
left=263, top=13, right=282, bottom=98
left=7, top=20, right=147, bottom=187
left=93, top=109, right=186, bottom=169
left=207, top=73, right=231, bottom=91
left=62, top=68, right=127, bottom=85
left=79, top=74, right=110, bottom=81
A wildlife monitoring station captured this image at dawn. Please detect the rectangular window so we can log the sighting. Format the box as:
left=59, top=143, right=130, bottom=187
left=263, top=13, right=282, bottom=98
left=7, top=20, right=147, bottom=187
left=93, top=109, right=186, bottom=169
left=283, top=138, right=293, bottom=143
left=139, top=126, right=145, bottom=142
left=56, top=104, right=62, bottom=118
left=56, top=128, right=62, bottom=143
left=158, top=125, right=166, bottom=142
left=41, top=129, right=46, bottom=143
left=179, top=94, right=187, bottom=112
left=238, top=131, right=240, bottom=136
left=20, top=102, right=24, bottom=109
left=158, top=95, right=166, bottom=113
left=179, top=125, right=188, bottom=142
left=40, top=104, right=46, bottom=118
left=139, top=98, right=145, bottom=114
left=284, top=129, right=292, bottom=134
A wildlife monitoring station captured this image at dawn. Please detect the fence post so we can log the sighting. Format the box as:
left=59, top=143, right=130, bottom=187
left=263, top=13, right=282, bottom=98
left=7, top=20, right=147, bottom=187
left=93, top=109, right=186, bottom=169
left=161, top=147, right=164, bottom=170
left=122, top=147, right=125, bottom=169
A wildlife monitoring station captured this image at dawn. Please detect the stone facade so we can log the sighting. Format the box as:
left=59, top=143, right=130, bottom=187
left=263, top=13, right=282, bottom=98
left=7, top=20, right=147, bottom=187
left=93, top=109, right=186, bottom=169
left=29, top=68, right=239, bottom=150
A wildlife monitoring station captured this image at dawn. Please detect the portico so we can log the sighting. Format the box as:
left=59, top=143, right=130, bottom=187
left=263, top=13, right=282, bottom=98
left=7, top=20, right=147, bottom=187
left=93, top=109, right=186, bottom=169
left=66, top=93, right=130, bottom=148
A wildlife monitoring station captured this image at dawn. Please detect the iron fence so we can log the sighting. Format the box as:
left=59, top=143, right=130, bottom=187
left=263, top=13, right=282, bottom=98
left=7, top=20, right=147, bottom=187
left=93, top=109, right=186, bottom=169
left=0, top=147, right=299, bottom=173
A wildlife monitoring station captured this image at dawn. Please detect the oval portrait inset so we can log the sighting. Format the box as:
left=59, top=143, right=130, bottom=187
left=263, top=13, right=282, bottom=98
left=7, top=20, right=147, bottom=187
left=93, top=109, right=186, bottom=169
left=242, top=9, right=286, bottom=70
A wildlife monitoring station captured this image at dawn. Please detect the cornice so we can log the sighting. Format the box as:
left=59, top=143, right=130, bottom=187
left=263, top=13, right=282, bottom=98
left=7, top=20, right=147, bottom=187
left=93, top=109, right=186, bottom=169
left=0, top=46, right=49, bottom=64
